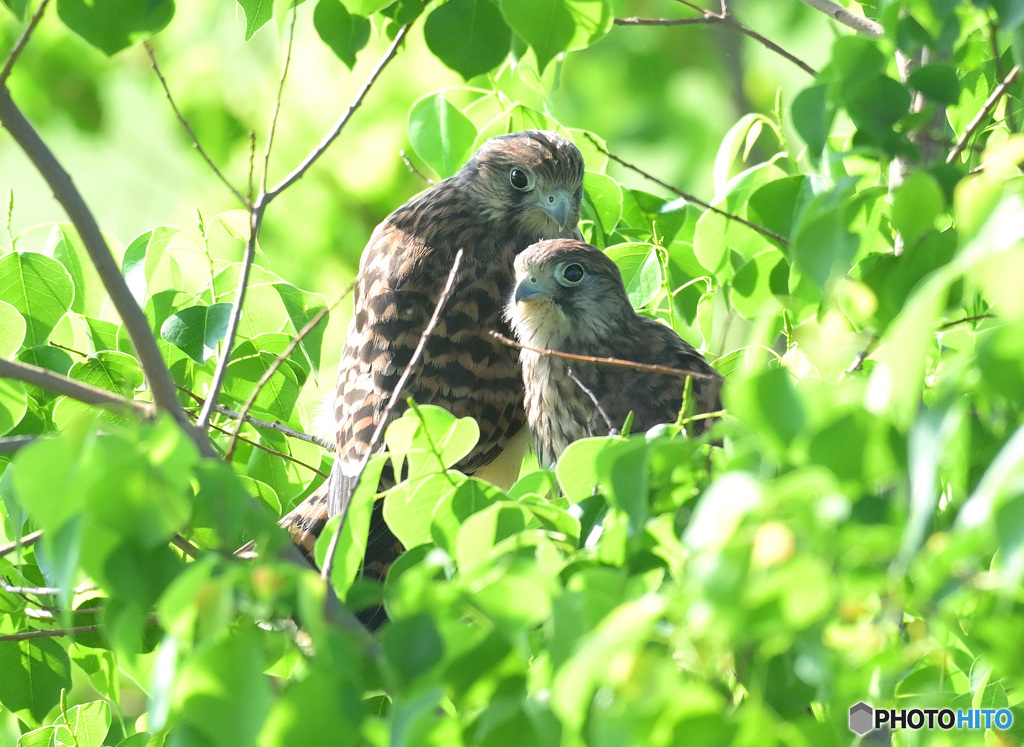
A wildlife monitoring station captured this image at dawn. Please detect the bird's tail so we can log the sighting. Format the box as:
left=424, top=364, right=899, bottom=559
left=278, top=484, right=331, bottom=560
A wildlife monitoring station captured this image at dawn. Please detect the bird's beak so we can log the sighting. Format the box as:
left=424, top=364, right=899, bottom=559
left=514, top=275, right=548, bottom=304
left=536, top=188, right=571, bottom=230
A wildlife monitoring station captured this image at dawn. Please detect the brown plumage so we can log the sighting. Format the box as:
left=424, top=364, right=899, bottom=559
left=507, top=239, right=722, bottom=467
left=280, top=131, right=584, bottom=622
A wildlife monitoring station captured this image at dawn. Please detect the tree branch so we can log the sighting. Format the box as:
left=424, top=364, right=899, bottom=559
left=266, top=23, right=412, bottom=200
left=0, top=624, right=103, bottom=642
left=585, top=133, right=789, bottom=245
left=0, top=0, right=51, bottom=88
left=615, top=7, right=817, bottom=76
left=261, top=0, right=300, bottom=193
left=490, top=331, right=721, bottom=380
left=948, top=65, right=1021, bottom=164
left=143, top=43, right=248, bottom=206
left=0, top=90, right=215, bottom=457
left=0, top=529, right=43, bottom=559
left=796, top=0, right=883, bottom=37
left=0, top=357, right=150, bottom=415
left=321, top=249, right=464, bottom=583
left=0, top=435, right=35, bottom=454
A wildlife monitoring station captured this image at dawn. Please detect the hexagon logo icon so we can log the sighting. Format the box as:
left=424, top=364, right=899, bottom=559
left=849, top=701, right=874, bottom=735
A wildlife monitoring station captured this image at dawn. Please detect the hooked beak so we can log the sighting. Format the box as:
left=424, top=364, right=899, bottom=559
left=514, top=275, right=548, bottom=304
left=536, top=188, right=571, bottom=230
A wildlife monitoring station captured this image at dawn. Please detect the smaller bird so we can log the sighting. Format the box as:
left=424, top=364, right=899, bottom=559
left=507, top=239, right=723, bottom=467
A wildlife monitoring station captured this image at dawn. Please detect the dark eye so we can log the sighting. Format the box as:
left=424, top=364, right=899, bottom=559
left=510, top=168, right=530, bottom=189
left=561, top=263, right=585, bottom=284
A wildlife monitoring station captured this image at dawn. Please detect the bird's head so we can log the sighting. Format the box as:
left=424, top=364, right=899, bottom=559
left=507, top=239, right=634, bottom=349
left=460, top=130, right=585, bottom=241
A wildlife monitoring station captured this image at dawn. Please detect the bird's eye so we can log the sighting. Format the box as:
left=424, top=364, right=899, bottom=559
left=558, top=263, right=585, bottom=285
left=510, top=168, right=531, bottom=190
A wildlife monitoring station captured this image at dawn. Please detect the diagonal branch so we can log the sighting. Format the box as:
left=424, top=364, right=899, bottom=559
left=947, top=65, right=1021, bottom=164
left=796, top=0, right=882, bottom=37
left=321, top=249, right=464, bottom=583
left=143, top=42, right=248, bottom=206
left=0, top=90, right=215, bottom=457
left=490, top=331, right=720, bottom=380
left=0, top=0, right=52, bottom=88
left=585, top=133, right=789, bottom=245
left=261, top=0, right=300, bottom=193
left=0, top=357, right=151, bottom=416
left=266, top=23, right=412, bottom=200
left=616, top=5, right=816, bottom=76
left=225, top=285, right=351, bottom=458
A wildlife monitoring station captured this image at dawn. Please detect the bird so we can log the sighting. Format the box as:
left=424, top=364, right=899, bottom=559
left=278, top=130, right=585, bottom=622
left=506, top=238, right=722, bottom=467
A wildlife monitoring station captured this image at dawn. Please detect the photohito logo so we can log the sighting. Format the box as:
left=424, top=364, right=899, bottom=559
left=848, top=701, right=1014, bottom=735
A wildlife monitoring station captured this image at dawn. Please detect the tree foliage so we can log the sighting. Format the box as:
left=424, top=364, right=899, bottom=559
left=1, top=0, right=1024, bottom=744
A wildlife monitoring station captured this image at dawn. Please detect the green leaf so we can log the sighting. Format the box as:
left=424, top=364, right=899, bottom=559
left=56, top=0, right=175, bottom=54
left=67, top=351, right=145, bottom=397
left=499, top=0, right=575, bottom=73
left=2, top=0, right=28, bottom=19
left=57, top=701, right=111, bottom=747
left=0, top=299, right=26, bottom=357
left=907, top=63, right=960, bottom=106
left=604, top=243, right=663, bottom=308
left=385, top=472, right=462, bottom=549
left=313, top=0, right=370, bottom=70
left=236, top=0, right=273, bottom=39
left=725, top=367, right=805, bottom=459
left=582, top=171, right=623, bottom=235
left=0, top=379, right=28, bottom=436
left=731, top=251, right=785, bottom=319
left=50, top=225, right=122, bottom=317
left=0, top=638, right=72, bottom=724
left=122, top=226, right=179, bottom=303
left=424, top=0, right=512, bottom=80
left=340, top=0, right=392, bottom=15
left=385, top=404, right=480, bottom=481
left=160, top=303, right=233, bottom=363
left=891, top=170, right=946, bottom=244
left=223, top=347, right=302, bottom=418
left=791, top=84, right=830, bottom=157
left=0, top=252, right=75, bottom=347
left=408, top=93, right=478, bottom=179
left=274, top=282, right=329, bottom=376
left=455, top=501, right=532, bottom=572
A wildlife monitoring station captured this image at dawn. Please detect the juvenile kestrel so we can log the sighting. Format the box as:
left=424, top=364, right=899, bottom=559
left=507, top=239, right=722, bottom=467
left=281, top=131, right=584, bottom=619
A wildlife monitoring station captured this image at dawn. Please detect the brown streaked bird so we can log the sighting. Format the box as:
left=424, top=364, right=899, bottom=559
left=507, top=239, right=723, bottom=467
left=280, top=131, right=584, bottom=624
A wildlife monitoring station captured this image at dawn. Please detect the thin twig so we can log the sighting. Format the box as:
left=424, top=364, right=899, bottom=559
left=939, top=313, right=996, bottom=330
left=584, top=133, right=789, bottom=245
left=171, top=534, right=200, bottom=559
left=0, top=625, right=104, bottom=642
left=796, top=0, right=883, bottom=37
left=400, top=150, right=434, bottom=184
left=198, top=207, right=265, bottom=428
left=566, top=366, right=616, bottom=434
left=262, top=0, right=300, bottom=193
left=206, top=419, right=328, bottom=478
left=615, top=10, right=816, bottom=76
left=841, top=335, right=878, bottom=377
left=267, top=24, right=412, bottom=199
left=491, top=331, right=720, bottom=380
left=947, top=66, right=1021, bottom=164
left=0, top=90, right=215, bottom=457
left=0, top=435, right=35, bottom=454
left=226, top=285, right=351, bottom=458
left=0, top=529, right=43, bottom=559
left=143, top=43, right=248, bottom=206
left=0, top=0, right=51, bottom=88
left=321, top=249, right=464, bottom=582
left=186, top=396, right=333, bottom=451
left=0, top=357, right=151, bottom=415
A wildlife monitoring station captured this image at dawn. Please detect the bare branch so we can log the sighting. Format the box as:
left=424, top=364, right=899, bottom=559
left=321, top=249, right=464, bottom=582
left=566, top=366, right=617, bottom=434
left=143, top=43, right=248, bottom=206
left=616, top=7, right=816, bottom=75
left=0, top=90, right=215, bottom=457
left=0, top=529, right=43, bottom=559
left=0, top=625, right=103, bottom=642
left=490, top=330, right=721, bottom=381
left=584, top=133, right=789, bottom=245
left=948, top=66, right=1021, bottom=164
left=0, top=357, right=150, bottom=415
left=0, top=435, right=35, bottom=454
left=190, top=398, right=333, bottom=451
left=226, top=284, right=351, bottom=458
left=401, top=150, right=434, bottom=184
left=171, top=534, right=201, bottom=559
left=206, top=418, right=328, bottom=478
left=939, top=313, right=996, bottom=330
left=0, top=0, right=52, bottom=88
left=796, top=0, right=883, bottom=37
left=198, top=206, right=265, bottom=428
left=267, top=23, right=412, bottom=200
left=262, top=0, right=300, bottom=193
